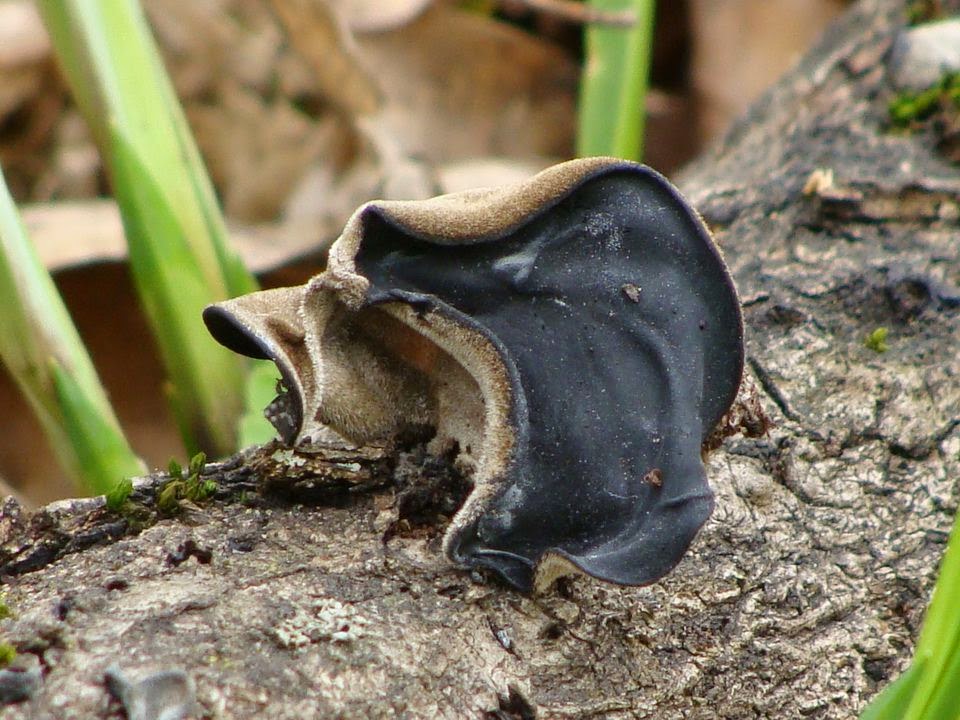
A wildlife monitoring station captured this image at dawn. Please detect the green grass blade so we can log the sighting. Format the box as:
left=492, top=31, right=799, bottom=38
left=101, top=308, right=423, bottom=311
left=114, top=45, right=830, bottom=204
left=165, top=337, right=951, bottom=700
left=50, top=362, right=145, bottom=494
left=917, top=641, right=960, bottom=720
left=37, top=0, right=254, bottom=294
left=108, top=130, right=246, bottom=454
left=0, top=164, right=145, bottom=493
left=37, top=0, right=258, bottom=455
left=859, top=660, right=926, bottom=720
left=913, top=509, right=960, bottom=659
left=861, top=505, right=960, bottom=720
left=238, top=362, right=282, bottom=447
left=901, top=507, right=960, bottom=720
left=577, top=0, right=656, bottom=160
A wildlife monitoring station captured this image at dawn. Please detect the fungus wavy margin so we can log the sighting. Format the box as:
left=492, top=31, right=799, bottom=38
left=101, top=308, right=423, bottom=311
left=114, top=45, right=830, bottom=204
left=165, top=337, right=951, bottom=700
left=204, top=157, right=744, bottom=594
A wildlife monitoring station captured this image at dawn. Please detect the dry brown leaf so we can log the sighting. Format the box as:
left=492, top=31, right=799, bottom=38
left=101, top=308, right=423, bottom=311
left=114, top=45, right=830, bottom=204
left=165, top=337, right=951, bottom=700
left=356, top=4, right=576, bottom=162
left=334, top=0, right=432, bottom=32
left=270, top=0, right=381, bottom=116
left=147, top=0, right=287, bottom=97
left=274, top=2, right=577, bottom=240
left=690, top=0, right=849, bottom=141
left=21, top=199, right=332, bottom=274
left=189, top=81, right=346, bottom=222
left=0, top=1, right=49, bottom=125
left=434, top=157, right=551, bottom=195
left=30, top=111, right=100, bottom=201
left=0, top=67, right=43, bottom=124
left=145, top=0, right=236, bottom=98
left=0, top=1, right=48, bottom=67
left=282, top=150, right=383, bottom=227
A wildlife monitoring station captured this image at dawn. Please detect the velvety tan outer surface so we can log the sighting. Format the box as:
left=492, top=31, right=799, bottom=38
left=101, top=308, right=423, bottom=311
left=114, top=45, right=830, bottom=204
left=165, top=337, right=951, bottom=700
left=324, top=155, right=621, bottom=282
left=209, top=155, right=732, bottom=587
left=209, top=158, right=628, bottom=470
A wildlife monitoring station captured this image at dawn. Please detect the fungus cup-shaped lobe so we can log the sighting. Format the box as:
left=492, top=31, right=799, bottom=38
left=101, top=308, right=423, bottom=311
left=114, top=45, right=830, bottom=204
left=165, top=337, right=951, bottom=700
left=202, top=286, right=309, bottom=445
left=203, top=158, right=744, bottom=594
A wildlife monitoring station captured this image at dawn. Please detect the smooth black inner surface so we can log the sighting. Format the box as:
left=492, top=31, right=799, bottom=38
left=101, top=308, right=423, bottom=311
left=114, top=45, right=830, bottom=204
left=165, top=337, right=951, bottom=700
left=355, top=168, right=742, bottom=591
left=202, top=306, right=272, bottom=360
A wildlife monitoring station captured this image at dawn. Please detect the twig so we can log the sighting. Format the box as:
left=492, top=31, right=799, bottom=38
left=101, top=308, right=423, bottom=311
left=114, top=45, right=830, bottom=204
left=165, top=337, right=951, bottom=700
left=502, top=0, right=636, bottom=27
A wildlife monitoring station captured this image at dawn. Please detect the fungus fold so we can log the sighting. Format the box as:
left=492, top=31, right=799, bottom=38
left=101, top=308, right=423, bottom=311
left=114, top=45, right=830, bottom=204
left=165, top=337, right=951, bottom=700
left=203, top=157, right=744, bottom=594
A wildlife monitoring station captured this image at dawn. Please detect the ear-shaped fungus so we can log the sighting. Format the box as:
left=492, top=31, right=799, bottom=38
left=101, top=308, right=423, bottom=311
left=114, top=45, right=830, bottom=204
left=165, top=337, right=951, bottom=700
left=203, top=157, right=744, bottom=594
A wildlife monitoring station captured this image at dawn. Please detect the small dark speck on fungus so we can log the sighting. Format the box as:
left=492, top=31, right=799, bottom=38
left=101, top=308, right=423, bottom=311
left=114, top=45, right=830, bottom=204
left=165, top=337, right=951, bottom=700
left=643, top=468, right=664, bottom=488
left=203, top=157, right=744, bottom=594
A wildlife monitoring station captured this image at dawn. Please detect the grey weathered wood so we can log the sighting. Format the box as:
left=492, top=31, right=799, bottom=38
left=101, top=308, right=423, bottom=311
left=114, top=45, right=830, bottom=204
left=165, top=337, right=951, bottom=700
left=2, top=0, right=960, bottom=716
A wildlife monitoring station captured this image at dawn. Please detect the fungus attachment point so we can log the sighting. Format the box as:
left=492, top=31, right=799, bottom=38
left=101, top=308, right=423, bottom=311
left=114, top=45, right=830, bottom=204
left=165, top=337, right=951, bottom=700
left=203, top=158, right=744, bottom=594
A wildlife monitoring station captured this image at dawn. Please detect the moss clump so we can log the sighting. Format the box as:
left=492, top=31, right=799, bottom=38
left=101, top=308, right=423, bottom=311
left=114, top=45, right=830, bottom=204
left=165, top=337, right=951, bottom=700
left=865, top=327, right=891, bottom=353
left=157, top=452, right=216, bottom=514
left=906, top=0, right=945, bottom=25
left=0, top=642, right=16, bottom=668
left=105, top=477, right=134, bottom=512
left=102, top=477, right=155, bottom=530
left=0, top=591, right=11, bottom=620
left=889, top=73, right=960, bottom=126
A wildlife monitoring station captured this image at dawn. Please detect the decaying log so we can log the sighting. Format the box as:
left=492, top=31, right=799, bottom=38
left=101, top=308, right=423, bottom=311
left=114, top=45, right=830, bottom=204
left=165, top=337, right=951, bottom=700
left=2, top=0, right=959, bottom=717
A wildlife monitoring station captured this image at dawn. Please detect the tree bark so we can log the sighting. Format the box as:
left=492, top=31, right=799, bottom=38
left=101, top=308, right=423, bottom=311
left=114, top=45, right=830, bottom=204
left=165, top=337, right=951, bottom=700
left=3, top=0, right=960, bottom=717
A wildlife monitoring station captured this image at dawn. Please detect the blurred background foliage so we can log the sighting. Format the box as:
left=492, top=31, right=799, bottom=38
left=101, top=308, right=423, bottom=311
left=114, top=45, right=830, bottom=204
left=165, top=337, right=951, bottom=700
left=0, top=0, right=849, bottom=504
